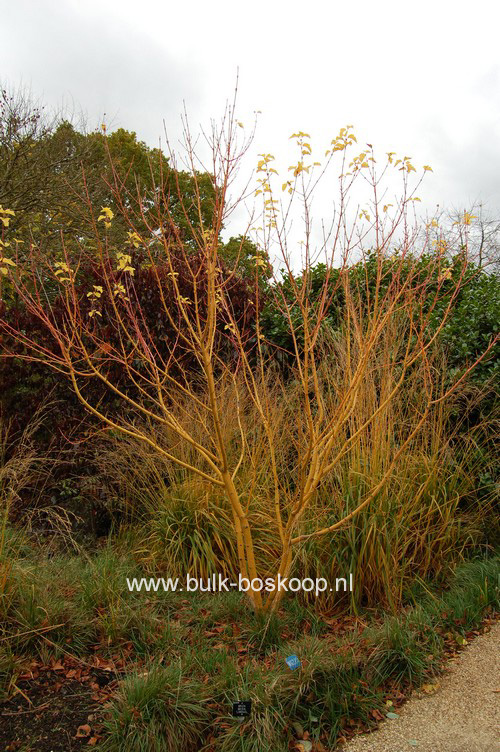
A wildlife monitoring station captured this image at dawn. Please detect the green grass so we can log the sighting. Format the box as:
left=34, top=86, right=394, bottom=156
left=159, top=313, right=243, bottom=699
left=1, top=531, right=497, bottom=750
left=100, top=663, right=211, bottom=752
left=367, top=556, right=499, bottom=688
left=3, top=545, right=186, bottom=658
left=0, top=645, right=23, bottom=701
left=432, top=557, right=499, bottom=632
left=367, top=610, right=442, bottom=687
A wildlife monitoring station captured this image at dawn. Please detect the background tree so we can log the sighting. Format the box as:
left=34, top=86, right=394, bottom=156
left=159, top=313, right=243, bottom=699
left=0, top=85, right=219, bottom=258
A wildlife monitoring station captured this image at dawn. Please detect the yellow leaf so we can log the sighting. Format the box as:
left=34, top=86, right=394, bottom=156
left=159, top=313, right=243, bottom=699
left=98, top=207, right=114, bottom=223
left=421, top=682, right=440, bottom=694
left=116, top=252, right=135, bottom=275
left=423, top=165, right=433, bottom=172
left=0, top=206, right=15, bottom=226
left=127, top=231, right=142, bottom=248
left=439, top=268, right=453, bottom=281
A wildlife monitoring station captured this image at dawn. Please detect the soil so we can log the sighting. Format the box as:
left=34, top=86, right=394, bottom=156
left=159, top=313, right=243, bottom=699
left=0, top=657, right=117, bottom=752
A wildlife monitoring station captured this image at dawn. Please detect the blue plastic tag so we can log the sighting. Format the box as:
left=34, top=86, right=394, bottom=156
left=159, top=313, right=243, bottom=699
left=285, top=654, right=301, bottom=670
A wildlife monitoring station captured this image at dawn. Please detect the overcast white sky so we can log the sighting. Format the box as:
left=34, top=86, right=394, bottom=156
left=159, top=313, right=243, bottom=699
left=2, top=0, right=500, bottom=249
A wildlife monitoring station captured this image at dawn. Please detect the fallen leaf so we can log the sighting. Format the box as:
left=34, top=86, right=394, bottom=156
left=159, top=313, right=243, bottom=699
left=296, top=742, right=312, bottom=752
left=76, top=724, right=91, bottom=738
left=421, top=682, right=440, bottom=694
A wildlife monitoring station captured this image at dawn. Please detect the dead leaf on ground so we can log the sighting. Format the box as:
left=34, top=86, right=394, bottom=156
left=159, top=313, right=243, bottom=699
left=75, top=723, right=92, bottom=737
left=295, top=741, right=312, bottom=752
left=420, top=682, right=440, bottom=694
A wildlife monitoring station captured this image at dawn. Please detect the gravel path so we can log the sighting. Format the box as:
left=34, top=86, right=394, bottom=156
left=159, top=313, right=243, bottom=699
left=341, top=621, right=499, bottom=752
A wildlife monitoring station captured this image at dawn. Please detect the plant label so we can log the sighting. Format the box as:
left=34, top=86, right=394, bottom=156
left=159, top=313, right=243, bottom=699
left=286, top=654, right=301, bottom=670
left=232, top=700, right=252, bottom=720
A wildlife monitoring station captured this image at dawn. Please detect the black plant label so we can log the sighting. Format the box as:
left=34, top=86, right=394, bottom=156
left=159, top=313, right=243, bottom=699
left=232, top=700, right=252, bottom=718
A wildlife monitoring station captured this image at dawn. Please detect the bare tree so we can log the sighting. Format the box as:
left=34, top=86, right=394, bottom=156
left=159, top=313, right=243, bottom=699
left=1, top=102, right=497, bottom=613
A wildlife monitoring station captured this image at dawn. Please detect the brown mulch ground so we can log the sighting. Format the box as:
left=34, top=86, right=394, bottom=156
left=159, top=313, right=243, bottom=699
left=0, top=656, right=118, bottom=752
